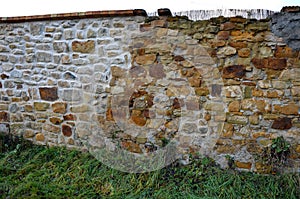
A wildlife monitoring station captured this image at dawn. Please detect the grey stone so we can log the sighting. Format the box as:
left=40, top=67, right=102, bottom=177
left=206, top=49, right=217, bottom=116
left=62, top=89, right=82, bottom=101
left=36, top=51, right=52, bottom=62
left=53, top=41, right=68, bottom=53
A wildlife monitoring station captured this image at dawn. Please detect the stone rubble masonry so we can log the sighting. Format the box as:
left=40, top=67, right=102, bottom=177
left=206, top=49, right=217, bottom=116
left=0, top=7, right=299, bottom=173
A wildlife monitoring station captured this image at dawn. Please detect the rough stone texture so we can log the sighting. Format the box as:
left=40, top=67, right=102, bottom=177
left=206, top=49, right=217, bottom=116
left=39, top=87, right=58, bottom=101
left=0, top=8, right=300, bottom=173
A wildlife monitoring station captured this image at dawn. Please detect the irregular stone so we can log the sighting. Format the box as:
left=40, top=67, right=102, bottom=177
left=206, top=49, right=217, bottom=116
left=280, top=104, right=299, bottom=115
left=50, top=117, right=63, bottom=125
left=257, top=80, right=271, bottom=89
left=53, top=41, right=68, bottom=53
left=39, top=87, right=58, bottom=101
left=72, top=40, right=95, bottom=53
left=229, top=41, right=247, bottom=49
left=195, top=87, right=209, bottom=96
left=63, top=114, right=76, bottom=121
left=70, top=104, right=90, bottom=113
left=220, top=22, right=236, bottom=30
left=0, top=112, right=9, bottom=122
left=34, top=102, right=50, bottom=111
left=24, top=130, right=35, bottom=138
left=130, top=110, right=146, bottom=126
left=111, top=66, right=126, bottom=78
left=135, top=54, right=156, bottom=65
left=222, top=65, right=246, bottom=79
left=227, top=115, right=248, bottom=125
left=225, top=86, right=242, bottom=98
left=275, top=46, right=298, bottom=58
left=235, top=161, right=252, bottom=170
left=149, top=63, right=165, bottom=79
left=62, top=124, right=72, bottom=137
left=217, top=46, right=237, bottom=57
left=217, top=31, right=230, bottom=40
left=228, top=101, right=240, bottom=112
left=35, top=133, right=45, bottom=142
left=43, top=124, right=60, bottom=133
left=238, top=48, right=251, bottom=58
left=52, top=102, right=67, bottom=114
left=251, top=58, right=287, bottom=70
left=249, top=114, right=259, bottom=125
left=271, top=117, right=292, bottom=130
left=36, top=51, right=52, bottom=62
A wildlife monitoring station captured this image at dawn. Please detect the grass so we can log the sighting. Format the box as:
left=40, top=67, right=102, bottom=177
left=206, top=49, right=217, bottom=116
left=0, top=134, right=299, bottom=198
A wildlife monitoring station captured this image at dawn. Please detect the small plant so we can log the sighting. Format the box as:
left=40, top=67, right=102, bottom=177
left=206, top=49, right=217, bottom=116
left=259, top=136, right=291, bottom=173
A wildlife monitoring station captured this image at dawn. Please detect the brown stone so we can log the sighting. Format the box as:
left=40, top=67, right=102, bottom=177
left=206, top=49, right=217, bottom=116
left=0, top=112, right=9, bottom=122
left=149, top=63, right=166, bottom=79
left=228, top=101, right=240, bottom=112
left=72, top=40, right=95, bottom=53
left=275, top=46, right=298, bottom=58
left=220, top=22, right=236, bottom=30
left=188, top=76, right=201, bottom=87
left=296, top=145, right=300, bottom=153
left=63, top=114, right=76, bottom=121
left=39, top=87, right=58, bottom=101
left=34, top=102, right=50, bottom=111
left=52, top=102, right=67, bottom=114
left=35, top=133, right=45, bottom=142
left=222, top=65, right=246, bottom=79
left=216, top=145, right=235, bottom=153
left=280, top=104, right=299, bottom=115
left=62, top=124, right=72, bottom=137
left=229, top=41, right=247, bottom=49
left=252, top=89, right=264, bottom=97
left=195, top=87, right=209, bottom=96
left=135, top=54, right=156, bottom=65
left=131, top=110, right=147, bottom=126
left=252, top=131, right=270, bottom=139
left=106, top=108, right=114, bottom=121
left=249, top=115, right=259, bottom=125
left=174, top=55, right=185, bottom=61
left=24, top=130, right=35, bottom=138
left=238, top=48, right=251, bottom=58
left=255, top=100, right=266, bottom=113
left=271, top=117, right=292, bottom=130
left=50, top=117, right=63, bottom=125
left=251, top=58, right=287, bottom=70
left=217, top=31, right=230, bottom=40
left=111, top=66, right=126, bottom=78
left=43, top=124, right=60, bottom=133
left=232, top=32, right=254, bottom=41
left=121, top=141, right=142, bottom=153
left=267, top=91, right=279, bottom=98
left=235, top=161, right=252, bottom=170
left=210, top=40, right=226, bottom=48
left=230, top=17, right=247, bottom=23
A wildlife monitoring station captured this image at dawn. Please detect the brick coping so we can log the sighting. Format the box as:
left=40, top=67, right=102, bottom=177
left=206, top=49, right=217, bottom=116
left=0, top=9, right=147, bottom=23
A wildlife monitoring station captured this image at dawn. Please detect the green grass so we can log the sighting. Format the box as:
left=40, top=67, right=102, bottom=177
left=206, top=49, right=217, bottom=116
left=0, top=134, right=299, bottom=198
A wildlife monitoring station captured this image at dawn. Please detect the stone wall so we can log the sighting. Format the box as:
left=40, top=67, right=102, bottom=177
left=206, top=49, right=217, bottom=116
left=0, top=7, right=299, bottom=172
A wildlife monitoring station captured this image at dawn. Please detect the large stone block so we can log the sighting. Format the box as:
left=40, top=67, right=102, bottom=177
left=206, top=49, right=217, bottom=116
left=39, top=87, right=58, bottom=101
left=72, top=40, right=95, bottom=53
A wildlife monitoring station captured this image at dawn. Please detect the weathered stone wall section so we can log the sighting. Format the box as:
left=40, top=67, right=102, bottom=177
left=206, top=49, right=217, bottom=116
left=0, top=8, right=299, bottom=172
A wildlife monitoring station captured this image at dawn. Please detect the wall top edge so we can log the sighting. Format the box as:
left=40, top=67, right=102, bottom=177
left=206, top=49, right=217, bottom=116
left=0, top=6, right=299, bottom=23
left=0, top=9, right=148, bottom=23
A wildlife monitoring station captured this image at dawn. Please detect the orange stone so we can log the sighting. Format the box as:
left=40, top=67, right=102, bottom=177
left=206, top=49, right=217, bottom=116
left=228, top=101, right=240, bottom=112
left=235, top=161, right=252, bottom=169
left=238, top=48, right=251, bottom=58
left=35, top=133, right=45, bottom=142
left=280, top=104, right=299, bottom=115
left=135, top=54, right=156, bottom=65
left=52, top=102, right=67, bottom=114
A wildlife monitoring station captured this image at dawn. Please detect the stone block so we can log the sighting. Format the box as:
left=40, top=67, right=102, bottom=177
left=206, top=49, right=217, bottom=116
left=34, top=102, right=50, bottom=111
left=52, top=102, right=67, bottom=114
left=72, top=40, right=95, bottom=53
left=0, top=112, right=9, bottom=122
left=62, top=124, right=72, bottom=137
left=271, top=117, right=292, bottom=130
left=39, top=87, right=58, bottom=101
